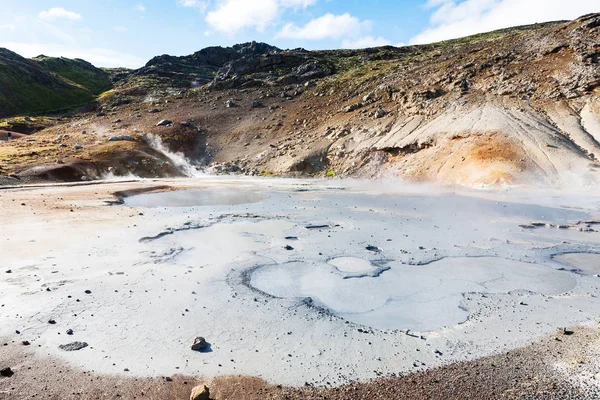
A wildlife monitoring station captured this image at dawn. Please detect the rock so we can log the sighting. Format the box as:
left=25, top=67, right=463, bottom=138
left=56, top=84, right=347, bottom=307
left=225, top=99, right=235, bottom=108
left=59, top=342, right=88, bottom=351
left=109, top=135, right=134, bottom=142
left=190, top=385, right=210, bottom=400
left=191, top=336, right=208, bottom=351
left=74, top=145, right=83, bottom=150
left=0, top=367, right=13, bottom=377
left=375, top=108, right=387, bottom=118
left=66, top=329, right=74, bottom=335
left=156, top=120, right=173, bottom=126
left=363, top=92, right=375, bottom=102
left=251, top=100, right=262, bottom=108
left=22, top=341, right=30, bottom=346
left=284, top=245, right=294, bottom=251
left=180, top=121, right=192, bottom=127
left=148, top=108, right=159, bottom=113
left=366, top=245, right=381, bottom=252
left=5, top=270, right=11, bottom=273
left=563, top=328, right=575, bottom=335
left=306, top=224, right=330, bottom=230
left=48, top=319, right=56, bottom=324
left=343, top=103, right=363, bottom=113
left=112, top=119, right=122, bottom=123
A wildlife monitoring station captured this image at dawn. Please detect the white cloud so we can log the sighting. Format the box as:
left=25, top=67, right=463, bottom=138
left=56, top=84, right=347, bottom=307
left=177, top=0, right=208, bottom=10
left=113, top=26, right=128, bottom=32
left=279, top=0, right=318, bottom=8
left=135, top=3, right=146, bottom=12
left=341, top=36, right=392, bottom=49
left=205, top=0, right=317, bottom=34
left=278, top=13, right=370, bottom=40
left=38, top=7, right=82, bottom=22
left=412, top=0, right=600, bottom=44
left=0, top=42, right=146, bottom=68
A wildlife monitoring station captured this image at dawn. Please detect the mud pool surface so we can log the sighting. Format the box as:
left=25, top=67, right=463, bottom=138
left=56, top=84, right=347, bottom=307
left=1, top=177, right=600, bottom=387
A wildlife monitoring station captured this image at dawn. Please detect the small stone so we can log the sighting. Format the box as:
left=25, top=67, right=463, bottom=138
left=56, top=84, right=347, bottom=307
left=190, top=385, right=210, bottom=400
left=48, top=319, right=56, bottom=325
left=156, top=120, right=173, bottom=127
left=191, top=337, right=208, bottom=351
left=22, top=341, right=30, bottom=346
left=225, top=99, right=235, bottom=108
left=84, top=290, right=92, bottom=294
left=5, top=270, right=11, bottom=274
left=283, top=245, right=294, bottom=251
left=563, top=328, right=575, bottom=336
left=59, top=342, right=88, bottom=351
left=66, top=329, right=74, bottom=335
left=0, top=367, right=14, bottom=377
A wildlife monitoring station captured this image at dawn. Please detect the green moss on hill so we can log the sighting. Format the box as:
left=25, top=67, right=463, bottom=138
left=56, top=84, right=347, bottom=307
left=32, top=55, right=112, bottom=95
left=0, top=48, right=111, bottom=118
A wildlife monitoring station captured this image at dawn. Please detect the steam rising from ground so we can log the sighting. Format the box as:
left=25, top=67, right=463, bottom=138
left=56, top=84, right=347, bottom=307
left=144, top=133, right=204, bottom=177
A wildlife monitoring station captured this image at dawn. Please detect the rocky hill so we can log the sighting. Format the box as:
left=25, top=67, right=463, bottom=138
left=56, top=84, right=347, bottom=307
left=1, top=14, right=600, bottom=187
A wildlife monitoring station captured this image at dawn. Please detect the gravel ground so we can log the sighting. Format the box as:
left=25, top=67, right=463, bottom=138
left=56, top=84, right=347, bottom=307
left=2, top=325, right=599, bottom=400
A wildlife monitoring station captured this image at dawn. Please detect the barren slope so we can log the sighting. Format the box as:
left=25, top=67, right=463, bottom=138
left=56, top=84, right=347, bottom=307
left=1, top=15, right=600, bottom=186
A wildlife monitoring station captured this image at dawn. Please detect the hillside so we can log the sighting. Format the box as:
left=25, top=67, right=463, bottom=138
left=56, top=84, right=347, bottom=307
left=0, top=49, right=109, bottom=118
left=32, top=55, right=112, bottom=95
left=1, top=14, right=600, bottom=187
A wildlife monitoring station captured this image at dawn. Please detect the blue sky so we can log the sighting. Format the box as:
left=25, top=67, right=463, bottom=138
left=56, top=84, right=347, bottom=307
left=0, top=0, right=598, bottom=68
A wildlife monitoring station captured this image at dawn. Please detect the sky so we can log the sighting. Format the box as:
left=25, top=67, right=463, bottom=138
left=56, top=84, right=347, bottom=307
left=0, top=0, right=598, bottom=69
